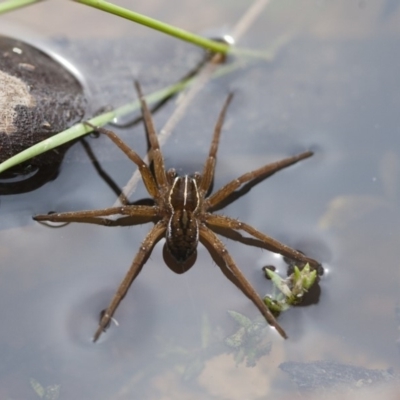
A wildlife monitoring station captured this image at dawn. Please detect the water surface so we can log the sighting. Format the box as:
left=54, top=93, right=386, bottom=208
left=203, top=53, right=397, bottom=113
left=0, top=1, right=400, bottom=399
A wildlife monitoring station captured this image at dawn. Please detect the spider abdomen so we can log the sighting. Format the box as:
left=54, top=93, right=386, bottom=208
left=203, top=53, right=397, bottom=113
left=166, top=210, right=199, bottom=262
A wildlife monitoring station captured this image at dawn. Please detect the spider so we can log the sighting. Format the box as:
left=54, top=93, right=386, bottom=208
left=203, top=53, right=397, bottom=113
left=34, top=82, right=320, bottom=342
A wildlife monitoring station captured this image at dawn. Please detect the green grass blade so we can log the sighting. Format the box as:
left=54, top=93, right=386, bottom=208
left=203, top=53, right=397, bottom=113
left=0, top=0, right=42, bottom=14
left=74, top=0, right=229, bottom=54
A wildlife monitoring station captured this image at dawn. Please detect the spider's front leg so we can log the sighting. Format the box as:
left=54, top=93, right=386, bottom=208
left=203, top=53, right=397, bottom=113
left=83, top=122, right=159, bottom=199
left=198, top=93, right=234, bottom=196
left=205, top=151, right=313, bottom=210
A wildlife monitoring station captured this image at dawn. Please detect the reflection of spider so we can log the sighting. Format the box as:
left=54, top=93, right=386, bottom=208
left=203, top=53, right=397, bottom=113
left=34, top=82, right=319, bottom=342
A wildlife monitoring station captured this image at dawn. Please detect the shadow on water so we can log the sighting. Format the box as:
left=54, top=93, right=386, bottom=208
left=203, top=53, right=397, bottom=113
left=0, top=1, right=400, bottom=399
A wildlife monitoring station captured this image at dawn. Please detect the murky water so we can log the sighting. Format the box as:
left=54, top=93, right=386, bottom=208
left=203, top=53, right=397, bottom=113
left=0, top=1, right=400, bottom=399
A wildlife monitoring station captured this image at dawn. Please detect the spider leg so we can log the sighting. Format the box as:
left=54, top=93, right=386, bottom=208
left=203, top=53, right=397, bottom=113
left=81, top=138, right=129, bottom=205
left=93, top=220, right=167, bottom=342
left=199, top=224, right=287, bottom=338
left=33, top=205, right=158, bottom=225
left=199, top=93, right=234, bottom=195
left=206, top=151, right=313, bottom=210
left=84, top=122, right=159, bottom=199
left=205, top=214, right=320, bottom=269
left=134, top=81, right=168, bottom=189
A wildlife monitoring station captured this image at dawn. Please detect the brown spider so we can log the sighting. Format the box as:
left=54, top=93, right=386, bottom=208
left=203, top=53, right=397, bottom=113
left=34, top=82, right=319, bottom=342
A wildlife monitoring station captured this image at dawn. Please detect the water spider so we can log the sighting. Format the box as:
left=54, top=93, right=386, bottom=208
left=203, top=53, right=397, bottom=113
left=34, top=82, right=319, bottom=342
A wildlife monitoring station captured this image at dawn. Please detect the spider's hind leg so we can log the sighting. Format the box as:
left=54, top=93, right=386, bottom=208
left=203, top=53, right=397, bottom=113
left=205, top=213, right=320, bottom=270
left=199, top=224, right=287, bottom=339
left=93, top=220, right=167, bottom=342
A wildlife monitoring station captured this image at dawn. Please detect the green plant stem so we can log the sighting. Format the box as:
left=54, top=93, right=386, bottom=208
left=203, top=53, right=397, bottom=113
left=0, top=0, right=42, bottom=14
left=74, top=0, right=229, bottom=54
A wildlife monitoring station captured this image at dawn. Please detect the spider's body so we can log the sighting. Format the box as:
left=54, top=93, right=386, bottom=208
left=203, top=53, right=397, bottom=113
left=34, top=82, right=320, bottom=342
left=166, top=175, right=200, bottom=263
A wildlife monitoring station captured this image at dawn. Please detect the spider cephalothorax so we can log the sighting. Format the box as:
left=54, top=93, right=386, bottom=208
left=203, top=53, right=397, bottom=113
left=34, top=82, right=320, bottom=342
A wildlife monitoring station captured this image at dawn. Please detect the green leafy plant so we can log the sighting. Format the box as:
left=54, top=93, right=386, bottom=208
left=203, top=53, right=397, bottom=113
left=264, top=263, right=317, bottom=314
